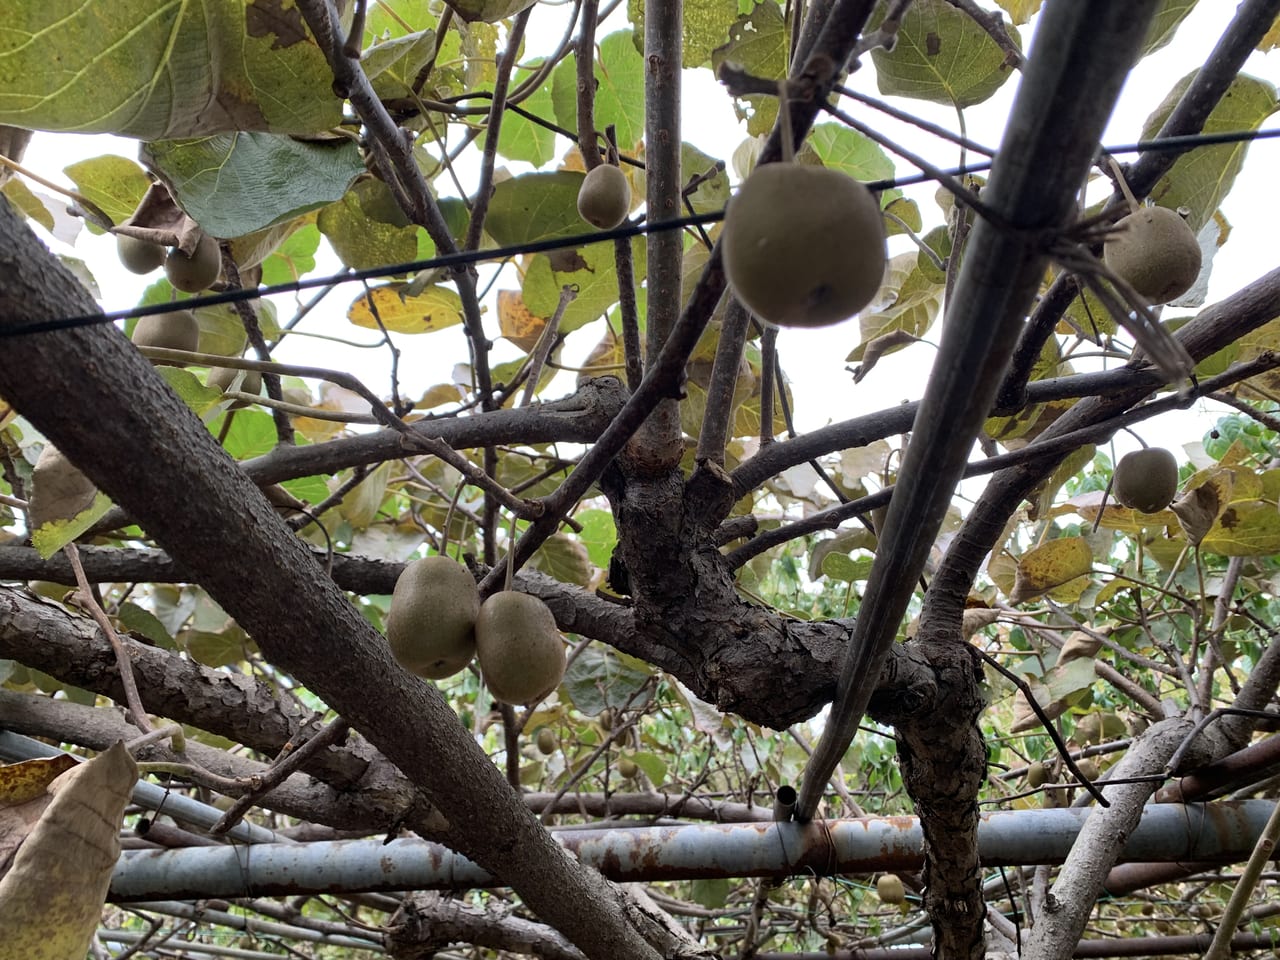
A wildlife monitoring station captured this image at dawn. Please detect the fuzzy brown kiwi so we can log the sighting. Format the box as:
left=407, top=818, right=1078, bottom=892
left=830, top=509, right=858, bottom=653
left=1103, top=206, right=1201, bottom=305
left=1026, top=761, right=1047, bottom=789
left=132, top=310, right=200, bottom=364
left=164, top=231, right=221, bottom=293
left=535, top=728, right=557, bottom=755
left=474, top=591, right=566, bottom=705
left=722, top=163, right=886, bottom=327
left=1113, top=448, right=1179, bottom=513
left=576, top=164, right=631, bottom=230
left=116, top=234, right=166, bottom=274
left=617, top=757, right=639, bottom=780
left=385, top=556, right=481, bottom=679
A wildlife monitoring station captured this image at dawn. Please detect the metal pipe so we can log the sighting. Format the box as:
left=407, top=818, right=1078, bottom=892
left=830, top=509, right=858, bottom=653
left=0, top=730, right=280, bottom=845
left=110, top=801, right=1277, bottom=900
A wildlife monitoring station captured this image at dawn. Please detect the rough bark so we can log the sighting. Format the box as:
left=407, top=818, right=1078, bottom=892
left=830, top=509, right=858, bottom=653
left=0, top=200, right=665, bottom=960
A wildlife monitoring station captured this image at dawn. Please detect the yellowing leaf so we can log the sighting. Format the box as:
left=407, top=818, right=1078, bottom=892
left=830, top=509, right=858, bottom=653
left=847, top=254, right=943, bottom=362
left=348, top=284, right=464, bottom=334
left=1009, top=537, right=1093, bottom=604
left=0, top=742, right=138, bottom=960
left=0, top=755, right=77, bottom=807
left=30, top=491, right=114, bottom=560
left=1202, top=500, right=1280, bottom=556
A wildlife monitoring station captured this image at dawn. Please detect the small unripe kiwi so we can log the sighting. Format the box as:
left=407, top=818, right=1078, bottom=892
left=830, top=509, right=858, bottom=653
left=207, top=366, right=263, bottom=408
left=164, top=232, right=221, bottom=293
left=1075, top=758, right=1100, bottom=782
left=132, top=310, right=200, bottom=363
left=28, top=445, right=97, bottom=529
left=1113, top=448, right=1179, bottom=513
left=617, top=757, right=639, bottom=780
left=577, top=164, right=631, bottom=229
left=876, top=874, right=906, bottom=905
left=475, top=591, right=566, bottom=705
left=1026, top=761, right=1047, bottom=789
left=535, top=728, right=557, bottom=755
left=722, top=163, right=886, bottom=327
left=1103, top=206, right=1201, bottom=305
left=116, top=234, right=166, bottom=274
left=386, top=556, right=481, bottom=679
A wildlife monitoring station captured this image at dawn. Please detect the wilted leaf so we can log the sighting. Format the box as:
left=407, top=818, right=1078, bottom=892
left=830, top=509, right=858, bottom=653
left=1058, top=630, right=1103, bottom=663
left=1009, top=537, right=1094, bottom=604
left=1010, top=657, right=1096, bottom=733
left=851, top=329, right=923, bottom=382
left=498, top=290, right=547, bottom=352
left=1169, top=480, right=1224, bottom=545
left=0, top=742, right=138, bottom=959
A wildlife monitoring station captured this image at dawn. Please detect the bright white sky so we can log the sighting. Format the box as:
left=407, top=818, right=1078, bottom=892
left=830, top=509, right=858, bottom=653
left=17, top=2, right=1280, bottom=474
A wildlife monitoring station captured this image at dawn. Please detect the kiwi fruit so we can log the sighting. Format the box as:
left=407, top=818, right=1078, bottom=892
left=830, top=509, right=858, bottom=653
left=116, top=234, right=166, bottom=275
left=535, top=728, right=557, bottom=755
left=617, top=757, right=639, bottom=780
left=474, top=591, right=566, bottom=705
left=385, top=556, right=480, bottom=679
left=722, top=163, right=886, bottom=327
left=577, top=164, right=631, bottom=230
left=207, top=366, right=263, bottom=408
left=876, top=874, right=906, bottom=905
left=132, top=310, right=200, bottom=363
left=1025, top=761, right=1047, bottom=789
left=1103, top=206, right=1201, bottom=305
left=164, top=231, right=221, bottom=293
left=28, top=445, right=97, bottom=529
left=1113, top=447, right=1178, bottom=513
left=1075, top=758, right=1100, bottom=782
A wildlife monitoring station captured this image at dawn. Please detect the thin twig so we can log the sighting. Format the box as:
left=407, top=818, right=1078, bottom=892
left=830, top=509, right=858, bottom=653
left=64, top=543, right=152, bottom=733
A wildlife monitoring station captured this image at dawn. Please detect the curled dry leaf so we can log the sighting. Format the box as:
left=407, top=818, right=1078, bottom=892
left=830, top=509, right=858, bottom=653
left=1169, top=475, right=1228, bottom=546
left=0, top=742, right=138, bottom=960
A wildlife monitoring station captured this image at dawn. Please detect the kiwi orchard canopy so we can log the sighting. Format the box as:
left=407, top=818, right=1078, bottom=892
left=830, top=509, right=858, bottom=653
left=1, top=1, right=1280, bottom=960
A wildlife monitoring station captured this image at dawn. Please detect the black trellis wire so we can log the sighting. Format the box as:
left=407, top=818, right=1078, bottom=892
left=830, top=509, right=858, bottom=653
left=6, top=125, right=1279, bottom=340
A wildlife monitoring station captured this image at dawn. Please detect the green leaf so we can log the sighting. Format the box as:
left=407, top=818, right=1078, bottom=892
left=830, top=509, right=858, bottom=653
left=363, top=29, right=438, bottom=99
left=530, top=531, right=594, bottom=588
left=319, top=180, right=433, bottom=271
left=808, top=124, right=895, bottom=185
left=486, top=172, right=591, bottom=246
left=182, top=628, right=251, bottom=667
left=117, top=601, right=176, bottom=650
left=1141, top=0, right=1201, bottom=57
left=629, top=0, right=743, bottom=68
left=62, top=155, right=151, bottom=228
left=1, top=179, right=55, bottom=232
left=522, top=237, right=647, bottom=334
left=144, top=134, right=364, bottom=238
left=0, top=1, right=343, bottom=138
left=820, top=552, right=873, bottom=583
left=259, top=223, right=321, bottom=285
left=870, top=0, right=1020, bottom=108
left=679, top=143, right=731, bottom=215
left=628, top=750, right=667, bottom=785
left=498, top=62, right=557, bottom=167
left=562, top=645, right=654, bottom=716
left=1140, top=72, right=1279, bottom=231
left=575, top=509, right=618, bottom=570
left=218, top=410, right=280, bottom=460
left=846, top=254, right=943, bottom=363
left=551, top=32, right=646, bottom=152
left=155, top=367, right=226, bottom=416
left=443, top=0, right=536, bottom=24
left=341, top=461, right=394, bottom=530
left=690, top=878, right=734, bottom=910
left=711, top=2, right=789, bottom=137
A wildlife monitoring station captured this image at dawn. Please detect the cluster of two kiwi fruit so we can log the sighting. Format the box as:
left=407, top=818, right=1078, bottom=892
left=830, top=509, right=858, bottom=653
left=386, top=555, right=567, bottom=705
left=119, top=225, right=262, bottom=402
